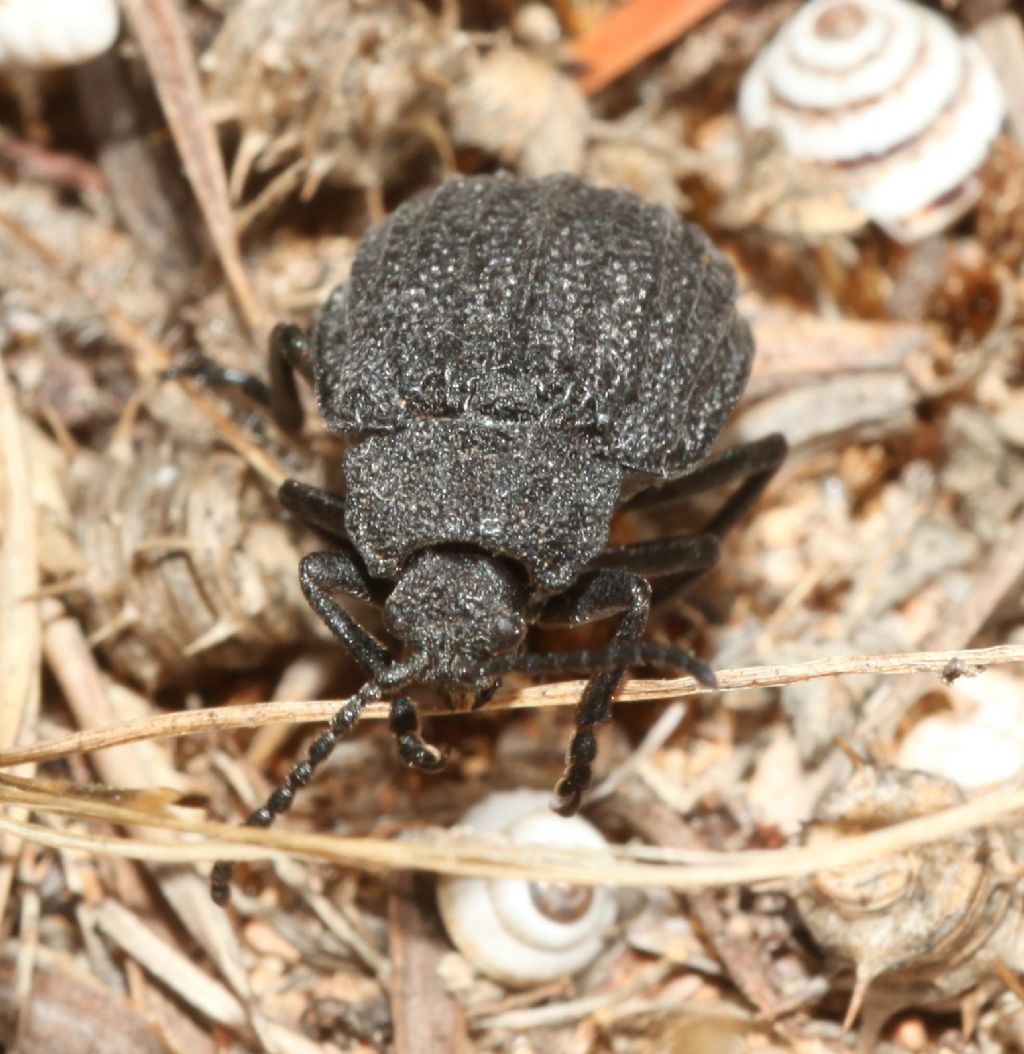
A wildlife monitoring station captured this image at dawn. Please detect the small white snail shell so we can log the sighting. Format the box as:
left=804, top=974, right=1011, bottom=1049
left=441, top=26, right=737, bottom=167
left=738, top=0, right=1005, bottom=243
left=0, top=0, right=120, bottom=68
left=437, top=790, right=617, bottom=987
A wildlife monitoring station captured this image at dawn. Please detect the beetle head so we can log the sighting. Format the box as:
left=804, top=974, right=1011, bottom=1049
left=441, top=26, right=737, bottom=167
left=384, top=549, right=527, bottom=688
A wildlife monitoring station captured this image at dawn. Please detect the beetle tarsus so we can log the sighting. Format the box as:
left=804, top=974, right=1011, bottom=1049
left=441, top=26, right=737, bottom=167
left=389, top=695, right=449, bottom=772
left=163, top=323, right=311, bottom=434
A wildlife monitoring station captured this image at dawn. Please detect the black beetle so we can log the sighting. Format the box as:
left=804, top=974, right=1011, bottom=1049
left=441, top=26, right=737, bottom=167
left=187, top=174, right=785, bottom=904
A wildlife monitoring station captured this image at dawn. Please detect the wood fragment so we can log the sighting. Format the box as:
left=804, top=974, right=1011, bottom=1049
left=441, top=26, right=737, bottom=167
left=389, top=873, right=467, bottom=1054
left=975, top=14, right=1024, bottom=147
left=573, top=0, right=729, bottom=95
left=0, top=366, right=40, bottom=930
left=747, top=314, right=944, bottom=398
left=0, top=948, right=170, bottom=1054
left=41, top=599, right=155, bottom=785
left=471, top=962, right=674, bottom=1031
left=597, top=789, right=803, bottom=1042
left=73, top=50, right=201, bottom=279
left=0, top=212, right=288, bottom=488
left=94, top=899, right=248, bottom=1030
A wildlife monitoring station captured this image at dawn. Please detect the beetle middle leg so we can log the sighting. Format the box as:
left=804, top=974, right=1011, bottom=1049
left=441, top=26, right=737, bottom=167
left=624, top=433, right=786, bottom=607
left=624, top=433, right=787, bottom=528
left=591, top=533, right=720, bottom=578
left=535, top=570, right=656, bottom=815
left=279, top=478, right=352, bottom=545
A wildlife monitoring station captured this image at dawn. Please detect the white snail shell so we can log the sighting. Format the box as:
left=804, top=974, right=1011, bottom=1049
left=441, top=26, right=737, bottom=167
left=436, top=790, right=617, bottom=987
left=0, top=0, right=120, bottom=68
left=739, top=0, right=1005, bottom=242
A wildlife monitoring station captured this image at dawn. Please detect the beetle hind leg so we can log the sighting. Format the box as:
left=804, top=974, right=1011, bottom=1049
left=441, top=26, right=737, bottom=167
left=164, top=322, right=311, bottom=433
left=537, top=570, right=654, bottom=815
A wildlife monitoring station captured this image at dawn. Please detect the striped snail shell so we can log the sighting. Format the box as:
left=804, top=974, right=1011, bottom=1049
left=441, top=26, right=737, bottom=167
left=436, top=790, right=617, bottom=987
left=739, top=0, right=1005, bottom=242
left=0, top=0, right=120, bottom=68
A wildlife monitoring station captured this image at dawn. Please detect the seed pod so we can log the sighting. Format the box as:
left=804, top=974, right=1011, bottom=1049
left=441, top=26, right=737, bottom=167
left=436, top=790, right=617, bottom=987
left=738, top=0, right=1006, bottom=242
left=0, top=0, right=119, bottom=68
left=64, top=443, right=325, bottom=691
left=795, top=766, right=1024, bottom=1038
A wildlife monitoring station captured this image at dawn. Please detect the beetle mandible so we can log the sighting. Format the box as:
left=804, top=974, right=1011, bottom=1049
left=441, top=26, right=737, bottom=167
left=192, top=174, right=786, bottom=904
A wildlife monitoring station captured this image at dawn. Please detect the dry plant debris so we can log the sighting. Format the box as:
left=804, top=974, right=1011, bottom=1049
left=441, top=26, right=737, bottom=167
left=62, top=435, right=327, bottom=690
left=204, top=0, right=471, bottom=213
left=1, top=1, right=1024, bottom=1052
left=796, top=766, right=1024, bottom=1052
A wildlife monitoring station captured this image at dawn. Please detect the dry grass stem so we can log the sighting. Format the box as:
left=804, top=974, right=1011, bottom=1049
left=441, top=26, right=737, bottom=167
left=120, top=0, right=264, bottom=335
left=0, top=643, right=1019, bottom=769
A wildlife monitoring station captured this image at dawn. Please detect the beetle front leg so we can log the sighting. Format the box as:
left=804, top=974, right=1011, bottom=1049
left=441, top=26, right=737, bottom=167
left=538, top=569, right=653, bottom=815
left=210, top=678, right=377, bottom=906
left=299, top=551, right=392, bottom=675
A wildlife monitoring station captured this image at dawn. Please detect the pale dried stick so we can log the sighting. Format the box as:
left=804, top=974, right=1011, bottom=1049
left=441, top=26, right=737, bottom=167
left=120, top=0, right=264, bottom=335
left=41, top=603, right=259, bottom=1018
left=2, top=777, right=1024, bottom=893
left=0, top=367, right=40, bottom=935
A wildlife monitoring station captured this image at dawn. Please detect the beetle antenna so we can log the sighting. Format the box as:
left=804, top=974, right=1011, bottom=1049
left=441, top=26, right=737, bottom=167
left=486, top=642, right=717, bottom=689
left=210, top=679, right=379, bottom=906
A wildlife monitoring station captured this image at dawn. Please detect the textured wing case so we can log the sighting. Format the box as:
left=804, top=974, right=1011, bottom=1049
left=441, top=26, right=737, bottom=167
left=314, top=174, right=753, bottom=476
